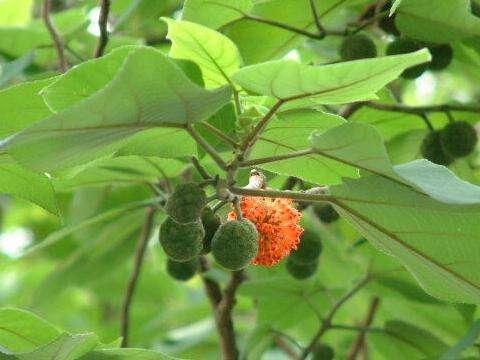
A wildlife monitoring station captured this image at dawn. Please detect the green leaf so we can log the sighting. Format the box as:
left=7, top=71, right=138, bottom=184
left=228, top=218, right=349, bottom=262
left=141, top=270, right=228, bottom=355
left=0, top=154, right=58, bottom=214
left=396, top=0, right=480, bottom=43
left=0, top=308, right=60, bottom=353
left=251, top=109, right=355, bottom=185
left=0, top=77, right=55, bottom=139
left=0, top=0, right=34, bottom=26
left=81, top=348, right=174, bottom=359
left=232, top=50, right=431, bottom=106
left=440, top=319, right=480, bottom=360
left=3, top=47, right=232, bottom=172
left=182, top=0, right=253, bottom=29
left=15, top=333, right=99, bottom=360
left=0, top=51, right=34, bottom=88
left=163, top=18, right=242, bottom=88
left=331, top=173, right=480, bottom=303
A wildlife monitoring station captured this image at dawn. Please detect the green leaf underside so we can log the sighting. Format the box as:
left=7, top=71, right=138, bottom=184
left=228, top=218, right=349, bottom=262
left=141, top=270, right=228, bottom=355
left=331, top=173, right=480, bottom=304
left=3, top=47, right=232, bottom=172
left=163, top=18, right=241, bottom=88
left=440, top=319, right=480, bottom=360
left=396, top=0, right=480, bottom=43
left=232, top=50, right=431, bottom=105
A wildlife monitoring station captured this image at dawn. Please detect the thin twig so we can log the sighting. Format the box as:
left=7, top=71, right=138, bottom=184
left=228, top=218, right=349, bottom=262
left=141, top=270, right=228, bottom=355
left=120, top=207, right=156, bottom=347
left=329, top=324, right=384, bottom=333
left=338, top=102, right=365, bottom=118
left=347, top=297, right=380, bottom=360
left=199, top=256, right=223, bottom=306
left=309, top=0, right=325, bottom=36
left=274, top=336, right=300, bottom=359
left=200, top=121, right=240, bottom=148
left=365, top=101, right=480, bottom=114
left=186, top=124, right=228, bottom=170
left=42, top=0, right=68, bottom=72
left=300, top=275, right=372, bottom=359
left=229, top=186, right=334, bottom=203
left=216, top=270, right=246, bottom=360
left=191, top=156, right=212, bottom=180
left=240, top=149, right=316, bottom=167
left=94, top=0, right=111, bottom=58
left=232, top=197, right=243, bottom=220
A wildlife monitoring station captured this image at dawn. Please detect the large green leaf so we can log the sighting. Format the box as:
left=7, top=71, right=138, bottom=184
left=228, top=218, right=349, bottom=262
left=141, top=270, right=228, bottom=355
left=15, top=333, right=99, bottom=360
left=0, top=0, right=34, bottom=26
left=232, top=50, right=431, bottom=106
left=331, top=173, right=480, bottom=303
left=82, top=348, right=173, bottom=359
left=0, top=308, right=60, bottom=353
left=440, top=319, right=480, bottom=360
left=0, top=51, right=34, bottom=88
left=3, top=47, right=232, bottom=172
left=0, top=154, right=58, bottom=214
left=163, top=18, right=241, bottom=88
left=396, top=0, right=480, bottom=43
left=182, top=0, right=253, bottom=29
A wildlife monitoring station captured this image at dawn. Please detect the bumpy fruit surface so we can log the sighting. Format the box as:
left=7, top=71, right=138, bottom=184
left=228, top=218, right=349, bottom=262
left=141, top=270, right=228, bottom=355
left=312, top=344, right=335, bottom=360
left=428, top=44, right=453, bottom=71
left=286, top=257, right=318, bottom=280
left=159, top=217, right=204, bottom=261
left=211, top=219, right=259, bottom=271
left=201, top=207, right=221, bottom=253
left=339, top=34, right=377, bottom=61
left=421, top=131, right=454, bottom=166
left=166, top=258, right=199, bottom=281
left=440, top=121, right=478, bottom=158
left=386, top=38, right=428, bottom=79
left=289, top=229, right=322, bottom=265
left=166, top=182, right=207, bottom=223
left=314, top=204, right=340, bottom=223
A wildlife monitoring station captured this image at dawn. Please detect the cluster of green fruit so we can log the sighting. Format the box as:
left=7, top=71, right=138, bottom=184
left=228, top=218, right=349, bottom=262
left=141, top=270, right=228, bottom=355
left=286, top=229, right=323, bottom=280
left=159, top=183, right=259, bottom=281
left=339, top=2, right=453, bottom=79
left=421, top=121, right=478, bottom=166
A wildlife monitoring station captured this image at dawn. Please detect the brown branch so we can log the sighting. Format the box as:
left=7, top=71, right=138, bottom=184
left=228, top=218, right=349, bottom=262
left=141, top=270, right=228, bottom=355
left=191, top=156, right=212, bottom=180
left=338, top=102, right=365, bottom=119
left=216, top=270, right=246, bottom=360
left=94, top=0, right=111, bottom=58
left=199, top=256, right=223, bottom=307
left=365, top=101, right=480, bottom=114
left=240, top=149, right=315, bottom=167
left=274, top=336, right=300, bottom=359
left=300, top=274, right=371, bottom=359
left=120, top=207, right=156, bottom=347
left=42, top=0, right=68, bottom=72
left=347, top=297, right=380, bottom=360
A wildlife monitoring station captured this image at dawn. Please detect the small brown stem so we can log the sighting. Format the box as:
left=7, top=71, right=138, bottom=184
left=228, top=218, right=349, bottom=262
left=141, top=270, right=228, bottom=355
left=300, top=275, right=371, bottom=359
left=199, top=256, right=223, bottom=306
left=229, top=186, right=333, bottom=204
left=232, top=197, right=243, bottom=220
left=240, top=149, right=315, bottom=167
left=274, top=336, right=300, bottom=359
left=94, top=0, right=111, bottom=58
left=120, top=207, right=156, bottom=347
left=42, top=0, right=68, bottom=72
left=191, top=156, right=212, bottom=180
left=309, top=0, right=325, bottom=36
left=347, top=297, right=380, bottom=360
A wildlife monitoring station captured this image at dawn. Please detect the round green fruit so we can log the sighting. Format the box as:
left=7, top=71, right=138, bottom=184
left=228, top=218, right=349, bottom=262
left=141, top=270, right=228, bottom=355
left=313, top=344, right=335, bottom=360
left=289, top=229, right=322, bottom=265
left=428, top=44, right=453, bottom=71
left=421, top=131, right=454, bottom=166
left=166, top=182, right=207, bottom=223
left=211, top=220, right=259, bottom=271
left=440, top=121, right=478, bottom=158
left=286, top=257, right=318, bottom=280
left=472, top=0, right=480, bottom=17
left=166, top=258, right=199, bottom=281
left=314, top=204, right=340, bottom=223
left=386, top=38, right=428, bottom=79
left=201, top=207, right=221, bottom=254
left=159, top=217, right=204, bottom=262
left=339, top=34, right=377, bottom=61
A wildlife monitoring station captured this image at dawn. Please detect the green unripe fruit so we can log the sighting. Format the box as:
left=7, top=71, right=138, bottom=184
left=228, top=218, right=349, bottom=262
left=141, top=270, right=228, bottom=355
left=166, top=258, right=199, bottom=281
left=159, top=217, right=204, bottom=262
left=472, top=0, right=480, bottom=17
left=339, top=34, right=377, bottom=61
left=314, top=204, right=340, bottom=223
left=289, top=229, right=322, bottom=265
left=166, top=182, right=207, bottom=223
left=211, top=220, right=259, bottom=271
left=421, top=131, right=454, bottom=166
left=386, top=39, right=428, bottom=79
left=428, top=44, right=453, bottom=71
left=201, top=207, right=221, bottom=254
left=313, top=344, right=335, bottom=360
left=286, top=257, right=318, bottom=280
left=440, top=121, right=478, bottom=158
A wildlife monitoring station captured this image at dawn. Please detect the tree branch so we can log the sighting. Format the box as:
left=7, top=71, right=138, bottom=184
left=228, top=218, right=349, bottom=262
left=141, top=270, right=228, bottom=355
left=186, top=124, right=228, bottom=170
left=191, top=156, right=212, bottom=180
left=365, top=101, right=480, bottom=114
left=300, top=274, right=372, bottom=359
left=42, top=0, right=68, bottom=72
left=94, top=0, right=111, bottom=58
left=120, top=207, right=156, bottom=347
left=229, top=186, right=333, bottom=204
left=240, top=149, right=316, bottom=167
left=199, top=256, right=223, bottom=307
left=274, top=336, right=300, bottom=359
left=309, top=0, right=325, bottom=36
left=347, top=297, right=380, bottom=360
